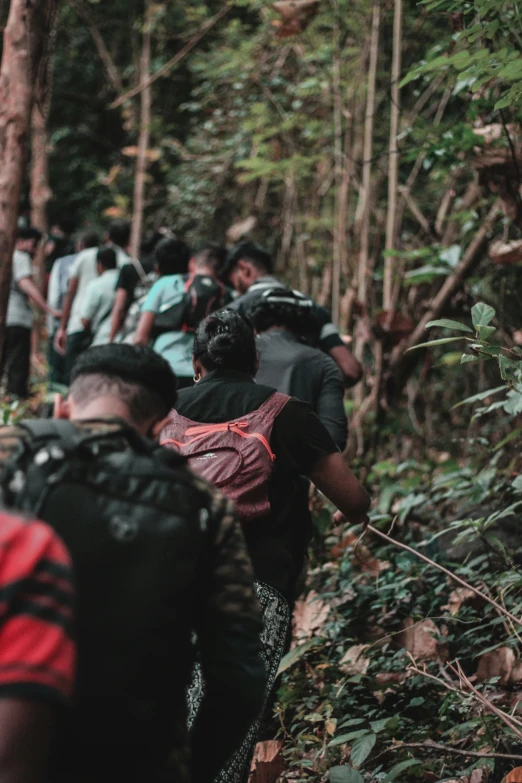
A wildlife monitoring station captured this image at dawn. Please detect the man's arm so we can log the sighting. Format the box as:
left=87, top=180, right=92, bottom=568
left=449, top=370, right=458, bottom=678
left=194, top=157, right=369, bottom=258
left=309, top=451, right=370, bottom=525
left=191, top=495, right=266, bottom=783
left=17, top=278, right=60, bottom=318
left=133, top=311, right=156, bottom=345
left=54, top=276, right=79, bottom=354
left=328, top=344, right=363, bottom=388
left=0, top=700, right=53, bottom=783
left=109, top=288, right=129, bottom=342
left=315, top=358, right=349, bottom=451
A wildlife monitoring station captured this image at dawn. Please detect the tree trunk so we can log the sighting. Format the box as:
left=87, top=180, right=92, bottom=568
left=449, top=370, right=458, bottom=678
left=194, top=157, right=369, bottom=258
left=129, top=0, right=152, bottom=261
left=0, top=0, right=59, bottom=358
left=383, top=0, right=402, bottom=310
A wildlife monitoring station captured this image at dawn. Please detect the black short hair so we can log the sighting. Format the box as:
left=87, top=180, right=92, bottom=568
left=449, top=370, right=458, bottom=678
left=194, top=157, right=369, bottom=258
left=17, top=226, right=42, bottom=242
left=108, top=219, right=131, bottom=249
left=193, top=309, right=257, bottom=376
left=53, top=217, right=75, bottom=235
left=154, top=237, right=191, bottom=276
left=80, top=230, right=101, bottom=249
left=248, top=287, right=318, bottom=339
left=194, top=242, right=227, bottom=272
left=70, top=344, right=177, bottom=423
left=221, top=241, right=273, bottom=281
left=97, top=247, right=117, bottom=271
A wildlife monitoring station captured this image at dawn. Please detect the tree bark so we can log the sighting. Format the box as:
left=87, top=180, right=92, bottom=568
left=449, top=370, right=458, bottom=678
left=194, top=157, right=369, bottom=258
left=129, top=0, right=152, bottom=261
left=0, top=0, right=58, bottom=358
left=383, top=0, right=402, bottom=309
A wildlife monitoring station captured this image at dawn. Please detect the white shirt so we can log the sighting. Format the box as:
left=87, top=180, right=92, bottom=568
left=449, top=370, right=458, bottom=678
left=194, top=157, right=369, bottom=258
left=67, top=246, right=129, bottom=335
left=80, top=268, right=119, bottom=346
left=7, top=251, right=33, bottom=329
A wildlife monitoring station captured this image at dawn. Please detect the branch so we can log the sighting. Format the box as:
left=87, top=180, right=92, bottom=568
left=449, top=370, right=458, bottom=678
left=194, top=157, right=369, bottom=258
left=110, top=5, right=230, bottom=109
left=392, top=741, right=522, bottom=762
left=70, top=0, right=123, bottom=94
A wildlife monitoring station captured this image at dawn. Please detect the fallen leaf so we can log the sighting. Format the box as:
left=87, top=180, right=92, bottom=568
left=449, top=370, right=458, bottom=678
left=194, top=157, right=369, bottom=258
left=339, top=645, right=370, bottom=676
left=272, top=0, right=320, bottom=37
left=226, top=215, right=258, bottom=244
left=293, top=590, right=330, bottom=642
left=470, top=768, right=490, bottom=783
left=476, top=647, right=515, bottom=686
left=443, top=587, right=477, bottom=615
left=397, top=618, right=440, bottom=660
left=502, top=767, right=522, bottom=782
left=511, top=663, right=522, bottom=684
left=326, top=718, right=337, bottom=736
left=374, top=672, right=409, bottom=686
left=249, top=740, right=284, bottom=783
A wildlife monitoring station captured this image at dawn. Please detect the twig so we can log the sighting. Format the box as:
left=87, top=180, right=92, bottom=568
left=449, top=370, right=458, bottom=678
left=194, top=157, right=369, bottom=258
left=450, top=661, right=522, bottom=739
left=391, top=741, right=522, bottom=762
left=367, top=521, right=522, bottom=629
left=110, top=6, right=230, bottom=109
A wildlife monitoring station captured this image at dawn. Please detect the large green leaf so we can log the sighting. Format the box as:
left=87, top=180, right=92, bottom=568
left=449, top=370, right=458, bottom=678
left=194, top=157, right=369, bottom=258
left=350, top=732, right=376, bottom=767
left=471, top=302, right=496, bottom=329
left=382, top=759, right=421, bottom=782
left=328, top=729, right=369, bottom=748
left=329, top=768, right=364, bottom=783
left=277, top=639, right=318, bottom=675
left=452, top=385, right=505, bottom=409
left=425, top=318, right=473, bottom=333
left=407, top=337, right=471, bottom=352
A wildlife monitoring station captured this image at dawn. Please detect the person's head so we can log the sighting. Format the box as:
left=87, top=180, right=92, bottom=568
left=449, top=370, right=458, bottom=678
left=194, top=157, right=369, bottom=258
left=54, top=344, right=178, bottom=438
left=249, top=287, right=318, bottom=340
left=154, top=237, right=191, bottom=277
left=77, top=230, right=101, bottom=252
left=222, top=242, right=273, bottom=294
left=190, top=243, right=227, bottom=277
left=50, top=216, right=75, bottom=237
left=193, top=309, right=258, bottom=379
left=16, top=226, right=42, bottom=257
left=96, top=247, right=117, bottom=275
left=107, top=219, right=131, bottom=251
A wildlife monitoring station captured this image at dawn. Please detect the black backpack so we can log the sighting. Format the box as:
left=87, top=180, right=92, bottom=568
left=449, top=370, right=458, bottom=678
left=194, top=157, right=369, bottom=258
left=153, top=274, right=227, bottom=337
left=0, top=419, right=213, bottom=755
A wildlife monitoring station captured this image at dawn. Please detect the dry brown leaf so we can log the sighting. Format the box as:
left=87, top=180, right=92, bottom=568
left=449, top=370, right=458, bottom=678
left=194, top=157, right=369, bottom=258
left=489, top=239, right=522, bottom=266
left=502, top=766, right=522, bottom=782
left=470, top=769, right=490, bottom=783
left=443, top=587, right=477, bottom=615
left=226, top=215, right=258, bottom=244
left=272, top=0, right=320, bottom=37
left=511, top=663, right=522, bottom=684
left=249, top=740, right=284, bottom=783
left=476, top=647, right=515, bottom=686
left=293, top=590, right=330, bottom=642
left=397, top=618, right=440, bottom=660
left=339, top=644, right=370, bottom=675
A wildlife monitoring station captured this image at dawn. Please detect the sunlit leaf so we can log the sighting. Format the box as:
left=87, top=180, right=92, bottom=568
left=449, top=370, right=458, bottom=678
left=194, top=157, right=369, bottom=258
left=425, top=318, right=473, bottom=333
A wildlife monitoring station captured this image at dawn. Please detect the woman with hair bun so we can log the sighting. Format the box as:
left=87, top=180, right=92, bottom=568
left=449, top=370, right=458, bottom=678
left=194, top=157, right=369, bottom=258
left=161, top=309, right=370, bottom=783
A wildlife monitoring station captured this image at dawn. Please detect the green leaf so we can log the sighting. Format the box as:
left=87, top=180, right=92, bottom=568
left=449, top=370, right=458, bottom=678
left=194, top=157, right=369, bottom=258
left=328, top=730, right=370, bottom=748
left=382, top=759, right=422, bottom=782
left=498, top=354, right=520, bottom=381
left=329, top=768, right=364, bottom=783
left=461, top=354, right=480, bottom=364
left=512, top=475, right=522, bottom=491
left=425, top=319, right=473, bottom=333
left=494, top=427, right=522, bottom=450
left=277, top=639, right=318, bottom=674
left=350, top=733, right=376, bottom=767
left=407, top=337, right=470, bottom=352
left=453, top=385, right=505, bottom=409
left=471, top=302, right=495, bottom=329
left=477, top=325, right=496, bottom=340
left=369, top=718, right=393, bottom=733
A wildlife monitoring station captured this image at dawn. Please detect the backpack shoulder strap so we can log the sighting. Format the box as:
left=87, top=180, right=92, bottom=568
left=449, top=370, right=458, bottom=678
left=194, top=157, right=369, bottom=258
left=18, top=418, right=79, bottom=448
left=257, top=391, right=291, bottom=418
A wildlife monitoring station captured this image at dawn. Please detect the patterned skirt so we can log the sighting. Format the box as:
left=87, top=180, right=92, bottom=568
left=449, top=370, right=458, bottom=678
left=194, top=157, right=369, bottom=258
left=187, top=580, right=291, bottom=783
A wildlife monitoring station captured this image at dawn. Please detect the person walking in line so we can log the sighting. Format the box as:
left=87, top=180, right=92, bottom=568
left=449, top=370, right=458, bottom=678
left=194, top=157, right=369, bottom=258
left=80, top=247, right=119, bottom=347
left=221, top=242, right=363, bottom=387
left=161, top=310, right=370, bottom=783
left=1, top=227, right=61, bottom=399
left=0, top=343, right=266, bottom=783
left=250, top=286, right=348, bottom=451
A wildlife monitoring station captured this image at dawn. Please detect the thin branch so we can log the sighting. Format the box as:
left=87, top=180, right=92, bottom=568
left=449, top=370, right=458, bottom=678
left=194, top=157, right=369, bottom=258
left=110, top=5, right=230, bottom=109
left=451, top=661, right=522, bottom=738
left=70, top=0, right=123, bottom=94
left=391, top=741, right=522, bottom=762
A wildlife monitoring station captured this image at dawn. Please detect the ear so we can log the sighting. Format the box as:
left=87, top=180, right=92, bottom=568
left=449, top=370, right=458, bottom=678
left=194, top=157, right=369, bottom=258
left=193, top=357, right=203, bottom=376
left=151, top=415, right=170, bottom=442
left=53, top=394, right=71, bottom=420
left=188, top=257, right=196, bottom=274
left=237, top=259, right=249, bottom=274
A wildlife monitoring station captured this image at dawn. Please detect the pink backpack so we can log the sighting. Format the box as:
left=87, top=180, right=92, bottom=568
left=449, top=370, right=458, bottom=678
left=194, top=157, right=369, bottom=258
left=160, top=392, right=289, bottom=523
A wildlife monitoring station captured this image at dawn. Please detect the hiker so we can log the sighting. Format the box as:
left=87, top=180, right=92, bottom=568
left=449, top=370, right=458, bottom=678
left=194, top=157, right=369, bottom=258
left=44, top=216, right=76, bottom=288
left=221, top=242, right=363, bottom=387
left=133, top=237, right=197, bottom=386
left=47, top=230, right=100, bottom=387
left=0, top=344, right=266, bottom=783
left=0, top=509, right=75, bottom=783
left=54, top=219, right=131, bottom=382
left=80, top=247, right=119, bottom=346
left=1, top=227, right=61, bottom=399
left=161, top=310, right=370, bottom=782
left=108, top=230, right=165, bottom=343
left=250, top=287, right=348, bottom=451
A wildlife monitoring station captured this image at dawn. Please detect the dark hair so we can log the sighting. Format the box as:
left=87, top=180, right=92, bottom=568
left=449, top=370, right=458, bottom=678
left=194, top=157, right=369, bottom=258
left=194, top=242, right=227, bottom=272
left=248, top=287, right=318, bottom=340
left=52, top=216, right=75, bottom=235
left=222, top=241, right=273, bottom=281
left=108, top=219, right=131, bottom=249
left=70, top=344, right=177, bottom=423
left=79, top=230, right=101, bottom=249
left=140, top=230, right=165, bottom=257
left=97, top=247, right=117, bottom=271
left=154, top=237, right=191, bottom=276
left=17, top=226, right=42, bottom=242
left=193, top=309, right=257, bottom=375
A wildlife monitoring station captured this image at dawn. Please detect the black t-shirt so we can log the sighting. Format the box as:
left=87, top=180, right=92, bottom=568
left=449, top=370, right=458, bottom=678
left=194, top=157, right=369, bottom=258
left=116, top=258, right=154, bottom=305
left=175, top=370, right=338, bottom=601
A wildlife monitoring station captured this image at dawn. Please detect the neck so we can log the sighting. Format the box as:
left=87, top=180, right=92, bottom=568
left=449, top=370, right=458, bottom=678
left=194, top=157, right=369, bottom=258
left=194, top=265, right=215, bottom=277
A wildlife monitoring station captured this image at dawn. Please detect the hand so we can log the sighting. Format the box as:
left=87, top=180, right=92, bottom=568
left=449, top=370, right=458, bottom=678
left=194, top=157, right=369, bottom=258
left=333, top=509, right=370, bottom=531
left=51, top=309, right=62, bottom=320
left=54, top=327, right=67, bottom=355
